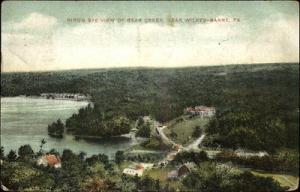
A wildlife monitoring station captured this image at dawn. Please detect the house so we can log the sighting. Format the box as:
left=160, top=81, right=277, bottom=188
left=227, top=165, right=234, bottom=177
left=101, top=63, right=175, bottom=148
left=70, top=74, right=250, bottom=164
left=37, top=154, right=61, bottom=168
left=123, top=167, right=144, bottom=177
left=185, top=106, right=216, bottom=117
left=166, top=152, right=177, bottom=161
left=167, top=170, right=178, bottom=180
left=40, top=93, right=88, bottom=101
left=172, top=144, right=181, bottom=152
left=123, top=163, right=153, bottom=177
left=142, top=116, right=151, bottom=123
left=177, top=162, right=196, bottom=177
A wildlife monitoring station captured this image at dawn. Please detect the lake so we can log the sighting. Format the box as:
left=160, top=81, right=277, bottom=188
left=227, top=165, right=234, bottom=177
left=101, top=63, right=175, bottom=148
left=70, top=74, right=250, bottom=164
left=1, top=97, right=140, bottom=158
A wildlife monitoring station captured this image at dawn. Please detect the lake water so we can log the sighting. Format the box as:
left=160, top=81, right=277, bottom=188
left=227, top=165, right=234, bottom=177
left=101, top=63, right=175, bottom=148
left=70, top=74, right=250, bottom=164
left=1, top=97, right=140, bottom=158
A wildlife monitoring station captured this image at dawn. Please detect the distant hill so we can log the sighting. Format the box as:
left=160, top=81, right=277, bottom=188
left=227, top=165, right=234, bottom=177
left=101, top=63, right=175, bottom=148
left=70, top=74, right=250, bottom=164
left=1, top=63, right=299, bottom=150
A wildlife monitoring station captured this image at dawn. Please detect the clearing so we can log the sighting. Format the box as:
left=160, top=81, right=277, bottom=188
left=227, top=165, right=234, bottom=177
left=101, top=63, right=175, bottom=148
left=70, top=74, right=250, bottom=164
left=163, top=115, right=210, bottom=145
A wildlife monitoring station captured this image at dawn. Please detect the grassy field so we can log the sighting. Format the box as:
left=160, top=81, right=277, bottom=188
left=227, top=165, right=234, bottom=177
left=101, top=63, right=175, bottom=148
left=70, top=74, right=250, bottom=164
left=163, top=115, right=210, bottom=145
left=251, top=170, right=299, bottom=189
left=144, top=167, right=182, bottom=190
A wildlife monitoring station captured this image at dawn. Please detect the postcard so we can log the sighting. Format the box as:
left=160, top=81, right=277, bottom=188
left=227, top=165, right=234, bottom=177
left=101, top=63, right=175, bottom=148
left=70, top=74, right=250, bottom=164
left=1, top=1, right=299, bottom=191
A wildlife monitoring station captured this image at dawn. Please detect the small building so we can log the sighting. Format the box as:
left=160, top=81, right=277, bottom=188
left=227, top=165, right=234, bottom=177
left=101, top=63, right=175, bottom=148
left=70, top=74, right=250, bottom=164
left=166, top=152, right=177, bottom=161
left=172, top=144, right=181, bottom=152
left=168, top=170, right=178, bottom=180
left=185, top=106, right=216, bottom=117
left=123, top=167, right=144, bottom=177
left=122, top=163, right=153, bottom=177
left=37, top=154, right=61, bottom=168
left=178, top=162, right=196, bottom=177
left=142, top=116, right=151, bottom=123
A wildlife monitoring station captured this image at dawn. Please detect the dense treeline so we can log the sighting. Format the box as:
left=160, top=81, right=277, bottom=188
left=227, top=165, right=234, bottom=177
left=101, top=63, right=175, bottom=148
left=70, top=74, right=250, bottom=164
left=1, top=145, right=162, bottom=192
left=1, top=64, right=298, bottom=150
left=182, top=162, right=285, bottom=192
left=0, top=146, right=286, bottom=192
left=48, top=119, right=64, bottom=138
left=65, top=104, right=131, bottom=137
left=135, top=118, right=151, bottom=138
left=204, top=112, right=287, bottom=152
left=171, top=150, right=209, bottom=165
left=215, top=151, right=299, bottom=173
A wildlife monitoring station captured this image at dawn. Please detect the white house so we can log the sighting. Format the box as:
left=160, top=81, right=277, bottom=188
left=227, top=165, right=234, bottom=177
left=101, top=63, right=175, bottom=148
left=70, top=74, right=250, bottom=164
left=123, top=164, right=144, bottom=177
left=122, top=163, right=153, bottom=177
left=185, top=106, right=216, bottom=117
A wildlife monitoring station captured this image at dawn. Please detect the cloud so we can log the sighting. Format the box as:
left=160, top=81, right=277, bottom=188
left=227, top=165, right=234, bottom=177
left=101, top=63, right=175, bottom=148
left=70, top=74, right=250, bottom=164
left=6, top=12, right=58, bottom=31
left=245, top=14, right=299, bottom=63
left=1, top=12, right=299, bottom=72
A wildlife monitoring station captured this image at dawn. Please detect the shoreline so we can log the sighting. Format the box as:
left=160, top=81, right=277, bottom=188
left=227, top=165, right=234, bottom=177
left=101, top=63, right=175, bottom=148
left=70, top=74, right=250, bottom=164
left=1, top=95, right=91, bottom=104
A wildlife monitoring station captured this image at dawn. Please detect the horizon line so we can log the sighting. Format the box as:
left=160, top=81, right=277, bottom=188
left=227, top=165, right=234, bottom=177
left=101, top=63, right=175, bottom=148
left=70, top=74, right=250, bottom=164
left=1, top=62, right=299, bottom=74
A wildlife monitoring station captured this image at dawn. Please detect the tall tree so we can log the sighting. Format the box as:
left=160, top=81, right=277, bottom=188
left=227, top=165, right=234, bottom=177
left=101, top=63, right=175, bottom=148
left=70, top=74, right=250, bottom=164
left=115, top=151, right=125, bottom=164
left=7, top=150, right=17, bottom=162
left=18, top=145, right=34, bottom=160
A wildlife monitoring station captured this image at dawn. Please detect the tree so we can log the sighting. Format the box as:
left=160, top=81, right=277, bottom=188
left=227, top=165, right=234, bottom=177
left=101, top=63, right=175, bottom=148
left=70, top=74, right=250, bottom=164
left=48, top=119, right=64, bottom=138
left=115, top=151, right=125, bottom=164
left=86, top=153, right=109, bottom=167
left=1, top=161, right=54, bottom=191
left=82, top=176, right=109, bottom=192
left=0, top=146, right=4, bottom=159
left=37, top=139, right=47, bottom=156
left=18, top=145, right=34, bottom=160
left=88, top=162, right=106, bottom=177
left=182, top=162, right=284, bottom=192
left=136, top=122, right=151, bottom=138
left=111, top=115, right=131, bottom=135
left=137, top=116, right=144, bottom=127
left=173, top=151, right=208, bottom=165
left=7, top=150, right=17, bottom=162
left=61, top=149, right=76, bottom=162
left=78, top=151, right=87, bottom=161
left=49, top=148, right=60, bottom=156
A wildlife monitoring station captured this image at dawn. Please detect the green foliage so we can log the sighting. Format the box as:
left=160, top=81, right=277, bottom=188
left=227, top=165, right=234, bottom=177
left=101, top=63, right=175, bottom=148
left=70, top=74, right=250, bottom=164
left=136, top=122, right=151, bottom=138
left=86, top=153, right=109, bottom=167
left=109, top=115, right=131, bottom=136
left=137, top=116, right=144, bottom=127
left=141, top=137, right=170, bottom=150
left=172, top=151, right=209, bottom=165
left=66, top=104, right=131, bottom=137
left=1, top=64, right=299, bottom=152
left=215, top=151, right=299, bottom=173
left=48, top=148, right=60, bottom=156
left=59, top=149, right=88, bottom=191
left=0, top=146, right=4, bottom=159
left=125, top=152, right=162, bottom=162
left=7, top=150, right=17, bottom=162
left=138, top=176, right=160, bottom=191
left=192, top=125, right=202, bottom=138
left=48, top=119, right=64, bottom=138
left=1, top=161, right=55, bottom=191
left=115, top=150, right=125, bottom=164
left=88, top=162, right=106, bottom=177
left=121, top=175, right=160, bottom=192
left=182, top=162, right=284, bottom=192
left=164, top=115, right=208, bottom=144
left=1, top=146, right=290, bottom=192
left=205, top=113, right=287, bottom=152
left=18, top=144, right=34, bottom=161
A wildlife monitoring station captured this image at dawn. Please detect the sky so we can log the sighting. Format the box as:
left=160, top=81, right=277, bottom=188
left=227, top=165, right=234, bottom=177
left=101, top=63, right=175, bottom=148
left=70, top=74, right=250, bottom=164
left=1, top=1, right=299, bottom=72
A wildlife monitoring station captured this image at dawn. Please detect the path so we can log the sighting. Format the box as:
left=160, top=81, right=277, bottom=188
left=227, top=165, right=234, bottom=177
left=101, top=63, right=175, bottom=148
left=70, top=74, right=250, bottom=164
left=185, top=134, right=206, bottom=150
left=156, top=126, right=176, bottom=146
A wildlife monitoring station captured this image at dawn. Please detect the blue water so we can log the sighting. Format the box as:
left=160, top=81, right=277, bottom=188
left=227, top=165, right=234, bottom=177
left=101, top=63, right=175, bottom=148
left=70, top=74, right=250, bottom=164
left=1, top=97, right=138, bottom=158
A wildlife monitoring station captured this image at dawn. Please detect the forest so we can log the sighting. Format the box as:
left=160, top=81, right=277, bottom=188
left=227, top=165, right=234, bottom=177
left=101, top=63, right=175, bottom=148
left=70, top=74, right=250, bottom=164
left=1, top=63, right=299, bottom=152
left=0, top=145, right=286, bottom=192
